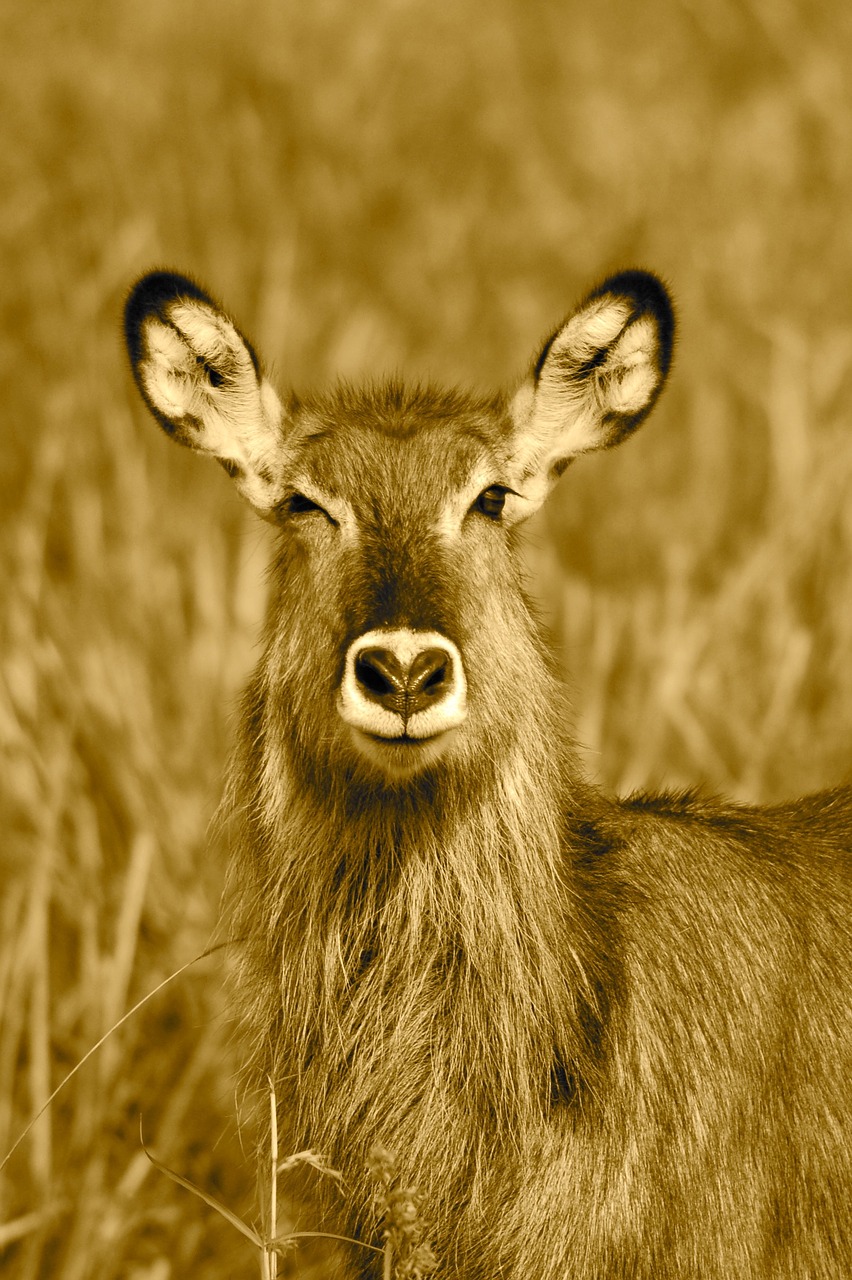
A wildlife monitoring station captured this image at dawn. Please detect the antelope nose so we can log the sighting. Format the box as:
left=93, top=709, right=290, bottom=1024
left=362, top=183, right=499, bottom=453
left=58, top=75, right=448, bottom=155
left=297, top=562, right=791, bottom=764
left=339, top=628, right=467, bottom=743
left=355, top=646, right=451, bottom=718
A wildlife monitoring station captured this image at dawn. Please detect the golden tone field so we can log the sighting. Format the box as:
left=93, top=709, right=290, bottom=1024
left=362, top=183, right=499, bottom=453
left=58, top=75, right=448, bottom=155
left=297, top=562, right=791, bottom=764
left=2, top=1, right=851, bottom=1276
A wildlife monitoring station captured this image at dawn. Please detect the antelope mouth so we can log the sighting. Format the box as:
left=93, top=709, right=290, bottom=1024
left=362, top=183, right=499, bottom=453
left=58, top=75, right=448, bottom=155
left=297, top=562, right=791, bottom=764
left=347, top=725, right=458, bottom=777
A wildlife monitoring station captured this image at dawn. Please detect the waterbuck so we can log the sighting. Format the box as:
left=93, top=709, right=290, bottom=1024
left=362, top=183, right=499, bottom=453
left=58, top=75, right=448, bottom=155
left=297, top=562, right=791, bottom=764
left=124, top=268, right=851, bottom=1278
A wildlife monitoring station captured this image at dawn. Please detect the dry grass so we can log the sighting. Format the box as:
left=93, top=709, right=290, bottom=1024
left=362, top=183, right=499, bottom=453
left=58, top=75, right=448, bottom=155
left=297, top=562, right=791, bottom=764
left=2, top=1, right=852, bottom=1276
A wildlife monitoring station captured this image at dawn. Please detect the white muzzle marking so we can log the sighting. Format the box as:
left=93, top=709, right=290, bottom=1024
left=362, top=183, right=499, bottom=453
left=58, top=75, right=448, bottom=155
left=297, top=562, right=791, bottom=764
left=338, top=628, right=467, bottom=740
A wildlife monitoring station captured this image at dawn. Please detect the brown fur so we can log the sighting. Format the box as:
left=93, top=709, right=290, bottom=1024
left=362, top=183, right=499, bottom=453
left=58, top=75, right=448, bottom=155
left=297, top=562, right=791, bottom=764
left=125, top=273, right=852, bottom=1278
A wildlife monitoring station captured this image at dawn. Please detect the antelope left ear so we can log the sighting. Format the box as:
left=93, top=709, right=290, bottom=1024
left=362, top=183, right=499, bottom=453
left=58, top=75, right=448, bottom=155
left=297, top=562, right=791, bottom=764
left=124, top=271, right=287, bottom=517
left=507, top=271, right=674, bottom=517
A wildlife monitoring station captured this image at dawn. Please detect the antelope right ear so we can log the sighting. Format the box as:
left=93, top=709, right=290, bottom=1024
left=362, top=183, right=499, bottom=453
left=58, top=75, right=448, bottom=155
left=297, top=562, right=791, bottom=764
left=506, top=271, right=675, bottom=518
left=124, top=271, right=287, bottom=517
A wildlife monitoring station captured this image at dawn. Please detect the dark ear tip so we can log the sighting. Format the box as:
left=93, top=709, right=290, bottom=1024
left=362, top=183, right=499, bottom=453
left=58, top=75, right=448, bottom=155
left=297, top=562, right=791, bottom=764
left=123, top=270, right=215, bottom=363
left=590, top=269, right=676, bottom=375
left=533, top=269, right=676, bottom=385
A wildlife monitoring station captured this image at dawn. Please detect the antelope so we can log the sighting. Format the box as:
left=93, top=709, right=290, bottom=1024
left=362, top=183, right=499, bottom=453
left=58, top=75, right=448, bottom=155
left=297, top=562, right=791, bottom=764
left=124, top=268, right=852, bottom=1278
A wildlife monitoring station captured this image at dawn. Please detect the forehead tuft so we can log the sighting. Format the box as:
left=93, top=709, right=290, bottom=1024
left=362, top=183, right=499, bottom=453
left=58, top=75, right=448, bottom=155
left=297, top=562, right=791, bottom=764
left=300, top=379, right=504, bottom=434
left=290, top=379, right=509, bottom=499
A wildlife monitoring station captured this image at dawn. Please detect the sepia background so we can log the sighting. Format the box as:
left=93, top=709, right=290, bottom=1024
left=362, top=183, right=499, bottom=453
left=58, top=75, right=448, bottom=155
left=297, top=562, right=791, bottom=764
left=2, top=0, right=852, bottom=1276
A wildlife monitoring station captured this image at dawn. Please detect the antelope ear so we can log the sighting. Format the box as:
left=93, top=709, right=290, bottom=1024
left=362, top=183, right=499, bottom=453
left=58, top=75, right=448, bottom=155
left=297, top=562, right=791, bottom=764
left=507, top=271, right=674, bottom=517
left=124, top=271, right=286, bottom=516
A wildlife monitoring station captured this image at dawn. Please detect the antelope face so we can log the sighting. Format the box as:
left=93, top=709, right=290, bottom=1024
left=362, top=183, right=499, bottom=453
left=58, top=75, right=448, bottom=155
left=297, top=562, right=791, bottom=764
left=124, top=270, right=673, bottom=784
left=257, top=384, right=542, bottom=782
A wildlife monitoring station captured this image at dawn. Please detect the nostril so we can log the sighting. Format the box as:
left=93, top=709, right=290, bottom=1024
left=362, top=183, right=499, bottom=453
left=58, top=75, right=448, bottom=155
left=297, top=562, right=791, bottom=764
left=409, top=649, right=451, bottom=700
left=355, top=649, right=406, bottom=699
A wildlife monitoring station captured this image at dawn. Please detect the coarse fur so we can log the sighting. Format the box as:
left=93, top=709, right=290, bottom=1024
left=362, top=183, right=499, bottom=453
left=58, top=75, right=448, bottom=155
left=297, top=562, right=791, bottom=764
left=124, top=268, right=852, bottom=1278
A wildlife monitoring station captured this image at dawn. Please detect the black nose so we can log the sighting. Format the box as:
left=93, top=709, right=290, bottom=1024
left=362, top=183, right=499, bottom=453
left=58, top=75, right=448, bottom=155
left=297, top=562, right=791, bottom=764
left=354, top=646, right=452, bottom=720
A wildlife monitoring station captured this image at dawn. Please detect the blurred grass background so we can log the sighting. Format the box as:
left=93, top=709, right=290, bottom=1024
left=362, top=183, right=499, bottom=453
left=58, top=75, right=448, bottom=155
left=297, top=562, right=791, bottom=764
left=2, top=0, right=852, bottom=1276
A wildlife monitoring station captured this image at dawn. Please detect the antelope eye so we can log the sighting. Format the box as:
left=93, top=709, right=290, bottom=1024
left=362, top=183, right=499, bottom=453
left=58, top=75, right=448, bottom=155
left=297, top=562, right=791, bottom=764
left=288, top=492, right=324, bottom=516
left=284, top=492, right=339, bottom=527
left=473, top=485, right=508, bottom=520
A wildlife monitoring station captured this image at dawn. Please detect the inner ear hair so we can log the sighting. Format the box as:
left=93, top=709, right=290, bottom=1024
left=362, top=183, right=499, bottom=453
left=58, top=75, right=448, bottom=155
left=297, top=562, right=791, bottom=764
left=536, top=269, right=674, bottom=444
left=506, top=270, right=675, bottom=516
left=124, top=270, right=286, bottom=515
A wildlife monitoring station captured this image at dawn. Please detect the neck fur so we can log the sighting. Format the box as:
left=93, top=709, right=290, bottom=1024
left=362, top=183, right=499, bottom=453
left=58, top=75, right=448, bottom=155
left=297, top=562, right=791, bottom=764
left=225, top=676, right=613, bottom=1239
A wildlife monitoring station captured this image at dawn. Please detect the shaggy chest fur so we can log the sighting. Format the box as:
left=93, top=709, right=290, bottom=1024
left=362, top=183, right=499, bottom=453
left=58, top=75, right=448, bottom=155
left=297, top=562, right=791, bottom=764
left=227, top=700, right=620, bottom=1269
